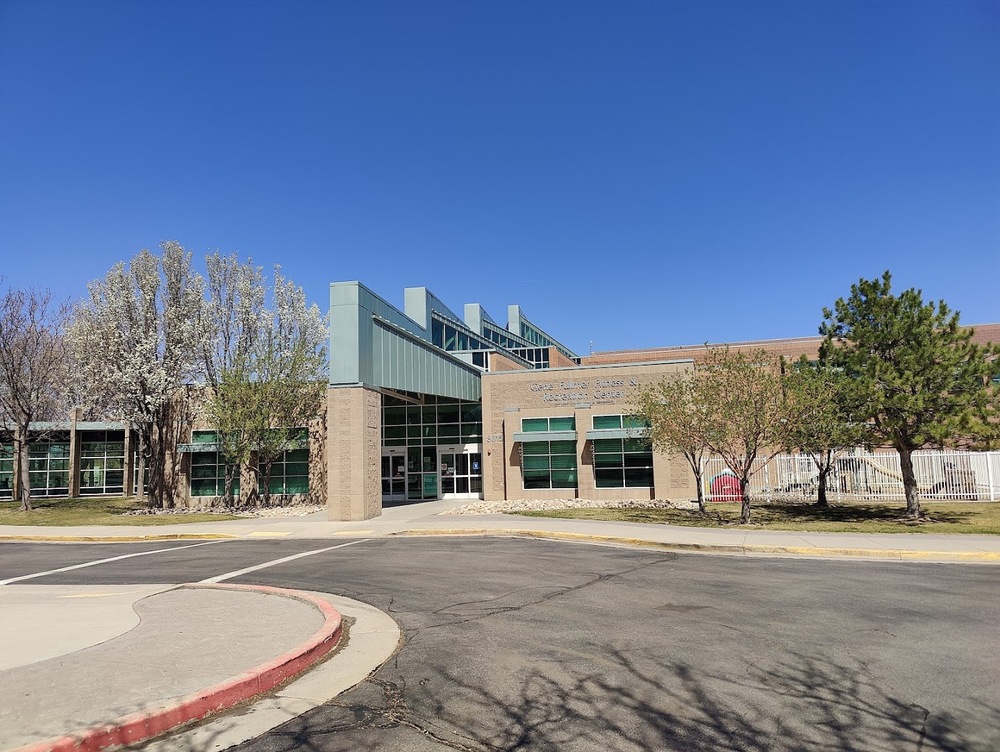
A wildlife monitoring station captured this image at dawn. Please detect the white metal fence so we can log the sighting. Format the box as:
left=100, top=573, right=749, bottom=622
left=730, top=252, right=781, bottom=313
left=701, top=449, right=1000, bottom=502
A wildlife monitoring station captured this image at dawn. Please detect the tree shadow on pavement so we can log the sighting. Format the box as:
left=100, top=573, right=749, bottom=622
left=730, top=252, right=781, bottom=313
left=245, top=647, right=999, bottom=752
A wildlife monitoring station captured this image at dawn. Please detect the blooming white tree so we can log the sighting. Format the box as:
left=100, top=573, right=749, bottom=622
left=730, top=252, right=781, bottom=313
left=255, top=268, right=327, bottom=503
left=203, top=261, right=326, bottom=505
left=198, top=253, right=267, bottom=501
left=201, top=252, right=266, bottom=390
left=69, top=243, right=206, bottom=508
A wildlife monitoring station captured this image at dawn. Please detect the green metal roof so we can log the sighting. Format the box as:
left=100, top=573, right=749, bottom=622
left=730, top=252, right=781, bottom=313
left=329, top=282, right=483, bottom=401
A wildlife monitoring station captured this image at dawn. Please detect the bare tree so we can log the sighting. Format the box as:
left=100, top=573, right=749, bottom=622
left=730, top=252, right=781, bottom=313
left=68, top=243, right=206, bottom=508
left=784, top=357, right=869, bottom=507
left=636, top=373, right=712, bottom=513
left=0, top=286, right=70, bottom=510
left=697, top=347, right=792, bottom=524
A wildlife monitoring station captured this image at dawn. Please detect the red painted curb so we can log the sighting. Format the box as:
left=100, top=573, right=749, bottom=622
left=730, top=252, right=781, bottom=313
left=14, top=583, right=343, bottom=752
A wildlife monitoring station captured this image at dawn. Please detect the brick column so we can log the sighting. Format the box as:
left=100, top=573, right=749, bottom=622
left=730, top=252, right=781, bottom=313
left=654, top=449, right=696, bottom=502
left=68, top=407, right=82, bottom=498
left=575, top=407, right=595, bottom=499
left=326, top=386, right=383, bottom=521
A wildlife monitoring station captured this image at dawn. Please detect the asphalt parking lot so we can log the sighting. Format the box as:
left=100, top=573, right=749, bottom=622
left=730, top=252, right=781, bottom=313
left=2, top=536, right=998, bottom=751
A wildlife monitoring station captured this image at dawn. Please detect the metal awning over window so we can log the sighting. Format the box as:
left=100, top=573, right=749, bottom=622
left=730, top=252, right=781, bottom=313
left=176, top=442, right=221, bottom=453
left=512, top=430, right=578, bottom=443
left=585, top=428, right=650, bottom=441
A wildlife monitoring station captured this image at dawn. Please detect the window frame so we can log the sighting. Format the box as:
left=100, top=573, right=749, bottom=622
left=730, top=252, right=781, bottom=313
left=520, top=416, right=577, bottom=490
left=591, top=415, right=654, bottom=489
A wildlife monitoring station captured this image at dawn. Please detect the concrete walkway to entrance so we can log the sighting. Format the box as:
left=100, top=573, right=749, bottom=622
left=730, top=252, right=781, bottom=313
left=2, top=498, right=999, bottom=562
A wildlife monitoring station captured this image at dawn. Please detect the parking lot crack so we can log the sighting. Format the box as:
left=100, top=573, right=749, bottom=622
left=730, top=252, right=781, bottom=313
left=425, top=555, right=674, bottom=627
left=323, top=678, right=492, bottom=750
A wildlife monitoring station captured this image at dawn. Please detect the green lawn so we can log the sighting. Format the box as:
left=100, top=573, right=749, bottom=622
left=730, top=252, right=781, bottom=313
left=0, top=497, right=240, bottom=526
left=515, top=500, right=1000, bottom=535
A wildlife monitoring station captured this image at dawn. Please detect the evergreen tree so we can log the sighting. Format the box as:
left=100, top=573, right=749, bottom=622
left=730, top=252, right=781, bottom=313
left=819, top=271, right=1000, bottom=518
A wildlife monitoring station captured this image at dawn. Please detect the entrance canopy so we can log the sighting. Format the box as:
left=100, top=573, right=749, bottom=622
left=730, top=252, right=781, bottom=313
left=329, top=282, right=483, bottom=401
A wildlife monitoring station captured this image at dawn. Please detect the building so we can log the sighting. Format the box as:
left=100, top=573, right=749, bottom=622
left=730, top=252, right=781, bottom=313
left=0, top=413, right=135, bottom=500
left=4, top=281, right=998, bottom=518
left=323, top=283, right=1000, bottom=521
left=326, top=283, right=701, bottom=520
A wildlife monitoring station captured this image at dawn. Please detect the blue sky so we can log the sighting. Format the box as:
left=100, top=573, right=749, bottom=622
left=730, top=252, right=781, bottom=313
left=1, top=1, right=997, bottom=355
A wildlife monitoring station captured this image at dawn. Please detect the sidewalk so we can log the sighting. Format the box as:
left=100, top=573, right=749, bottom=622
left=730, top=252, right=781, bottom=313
left=1, top=498, right=999, bottom=562
left=0, top=584, right=338, bottom=752
left=0, top=583, right=400, bottom=752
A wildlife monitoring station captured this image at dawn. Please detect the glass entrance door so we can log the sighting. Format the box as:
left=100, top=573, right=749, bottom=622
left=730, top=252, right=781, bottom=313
left=438, top=444, right=484, bottom=499
left=381, top=448, right=407, bottom=502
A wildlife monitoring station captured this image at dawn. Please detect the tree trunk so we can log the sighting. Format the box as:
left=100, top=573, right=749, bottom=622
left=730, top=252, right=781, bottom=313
left=223, top=464, right=237, bottom=508
left=816, top=469, right=829, bottom=507
left=147, top=422, right=165, bottom=509
left=811, top=450, right=833, bottom=508
left=898, top=446, right=921, bottom=519
left=739, top=477, right=751, bottom=524
left=136, top=431, right=148, bottom=507
left=14, top=425, right=31, bottom=511
left=244, top=463, right=260, bottom=507
left=687, top=451, right=706, bottom=514
left=261, top=461, right=273, bottom=507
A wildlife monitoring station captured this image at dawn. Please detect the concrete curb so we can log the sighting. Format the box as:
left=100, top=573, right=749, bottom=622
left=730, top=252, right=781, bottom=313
left=12, top=583, right=344, bottom=752
left=2, top=526, right=997, bottom=563
left=142, top=593, right=405, bottom=752
left=391, top=528, right=1000, bottom=563
left=0, top=533, right=239, bottom=543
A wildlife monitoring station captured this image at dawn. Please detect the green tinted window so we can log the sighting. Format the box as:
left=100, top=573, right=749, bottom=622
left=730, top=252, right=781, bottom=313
left=522, top=417, right=575, bottom=433
left=437, top=404, right=460, bottom=424
left=383, top=397, right=483, bottom=453
left=384, top=407, right=406, bottom=426
left=24, top=439, right=73, bottom=496
left=522, top=418, right=549, bottom=433
left=79, top=431, right=127, bottom=496
left=260, top=431, right=310, bottom=496
left=521, top=439, right=577, bottom=490
left=189, top=434, right=239, bottom=497
left=592, top=435, right=653, bottom=489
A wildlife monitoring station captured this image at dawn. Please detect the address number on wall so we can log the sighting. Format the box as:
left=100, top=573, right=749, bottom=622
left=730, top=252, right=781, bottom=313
left=485, top=434, right=504, bottom=443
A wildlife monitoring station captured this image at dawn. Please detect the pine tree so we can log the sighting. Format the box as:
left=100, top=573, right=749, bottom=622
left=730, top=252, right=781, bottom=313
left=819, top=271, right=1000, bottom=518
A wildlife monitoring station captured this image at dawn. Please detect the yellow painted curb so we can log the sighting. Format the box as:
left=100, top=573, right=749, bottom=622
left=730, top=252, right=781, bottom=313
left=898, top=549, right=1000, bottom=561
left=390, top=528, right=1000, bottom=562
left=509, top=529, right=722, bottom=551
left=396, top=528, right=492, bottom=537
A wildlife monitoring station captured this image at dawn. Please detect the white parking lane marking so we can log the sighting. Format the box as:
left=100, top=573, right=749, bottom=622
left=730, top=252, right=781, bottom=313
left=0, top=540, right=229, bottom=586
left=199, top=539, right=372, bottom=584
